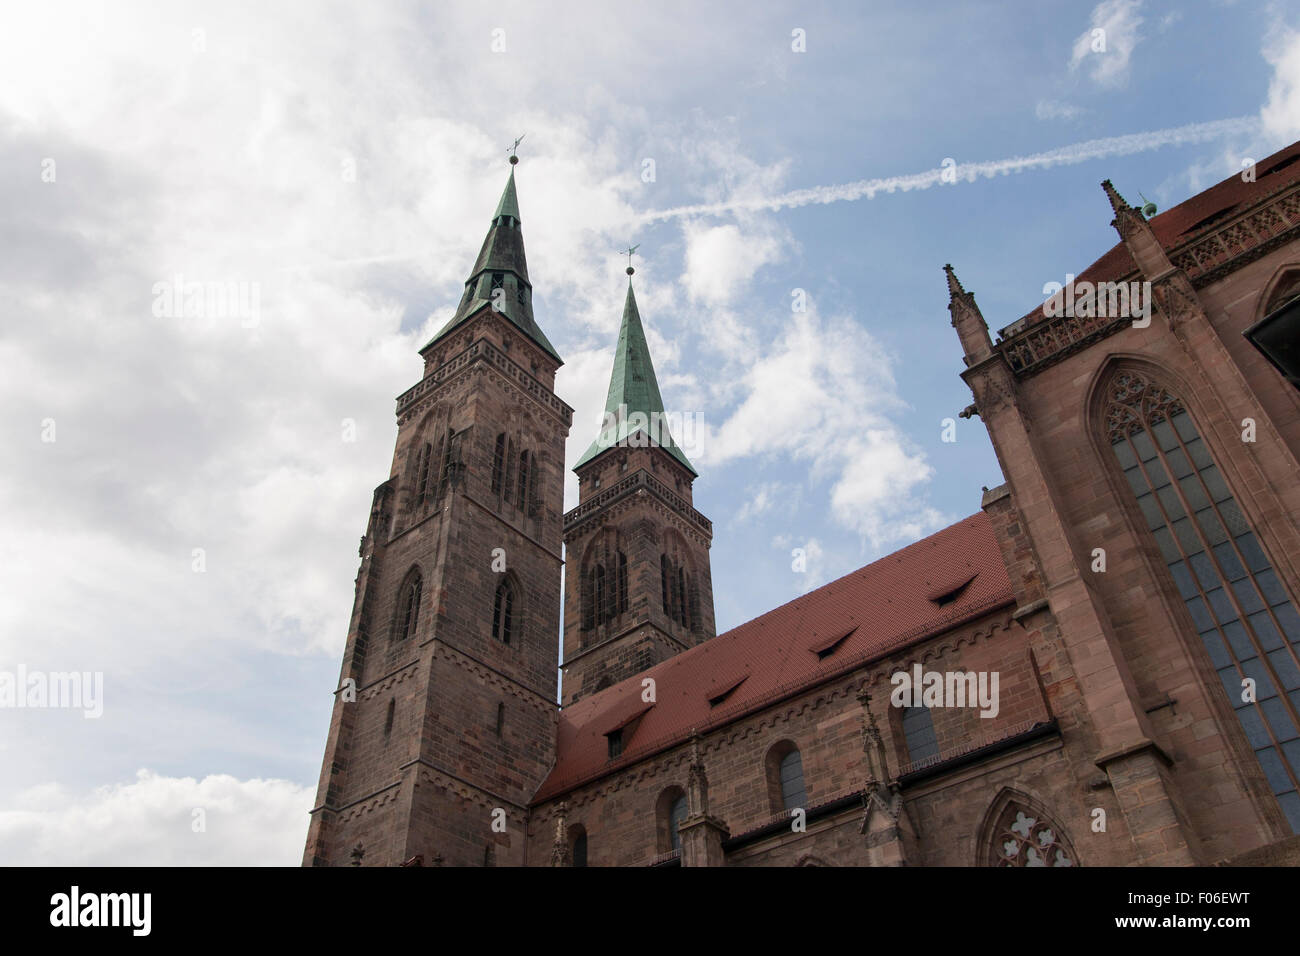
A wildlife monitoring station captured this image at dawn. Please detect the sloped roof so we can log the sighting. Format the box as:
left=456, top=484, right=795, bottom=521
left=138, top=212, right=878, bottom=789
left=574, top=280, right=697, bottom=475
left=1000, top=138, right=1300, bottom=337
left=533, top=511, right=1013, bottom=803
left=422, top=168, right=562, bottom=362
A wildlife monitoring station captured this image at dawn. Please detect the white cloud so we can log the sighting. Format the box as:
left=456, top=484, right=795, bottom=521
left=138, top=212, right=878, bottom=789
left=733, top=481, right=797, bottom=523
left=698, top=309, right=945, bottom=548
left=0, top=770, right=311, bottom=865
left=1070, top=0, right=1145, bottom=89
left=682, top=222, right=784, bottom=306
left=1262, top=27, right=1300, bottom=142
left=1035, top=99, right=1084, bottom=121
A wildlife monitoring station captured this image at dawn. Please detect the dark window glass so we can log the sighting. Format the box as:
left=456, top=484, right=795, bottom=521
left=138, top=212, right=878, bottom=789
left=779, top=750, right=808, bottom=811
left=902, top=705, right=940, bottom=764
left=395, top=570, right=422, bottom=641
left=1105, top=373, right=1300, bottom=832
left=669, top=796, right=688, bottom=851
left=491, top=433, right=505, bottom=494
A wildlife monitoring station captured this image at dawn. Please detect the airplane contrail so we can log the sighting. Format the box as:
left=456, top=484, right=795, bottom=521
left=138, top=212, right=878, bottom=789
left=637, top=115, right=1258, bottom=223
left=281, top=115, right=1258, bottom=272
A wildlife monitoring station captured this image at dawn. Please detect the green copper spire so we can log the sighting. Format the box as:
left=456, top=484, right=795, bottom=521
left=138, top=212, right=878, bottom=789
left=421, top=167, right=561, bottom=363
left=493, top=169, right=521, bottom=223
left=575, top=278, right=697, bottom=475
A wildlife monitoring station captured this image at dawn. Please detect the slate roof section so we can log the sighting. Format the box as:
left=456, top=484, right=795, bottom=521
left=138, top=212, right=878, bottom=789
left=575, top=280, right=697, bottom=474
left=533, top=511, right=1014, bottom=803
left=422, top=168, right=562, bottom=362
left=999, top=138, right=1300, bottom=337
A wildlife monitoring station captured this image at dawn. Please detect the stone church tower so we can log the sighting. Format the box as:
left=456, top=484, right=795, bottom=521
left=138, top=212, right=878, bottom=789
left=303, top=162, right=572, bottom=867
left=560, top=274, right=716, bottom=705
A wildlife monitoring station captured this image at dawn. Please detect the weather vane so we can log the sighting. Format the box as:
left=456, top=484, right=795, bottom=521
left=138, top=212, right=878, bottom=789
left=507, top=133, right=525, bottom=166
left=621, top=243, right=640, bottom=276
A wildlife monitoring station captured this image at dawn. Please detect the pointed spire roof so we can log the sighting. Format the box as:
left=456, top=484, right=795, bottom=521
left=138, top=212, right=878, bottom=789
left=574, top=279, right=697, bottom=475
left=1101, top=178, right=1130, bottom=216
left=494, top=169, right=521, bottom=222
left=421, top=168, right=561, bottom=363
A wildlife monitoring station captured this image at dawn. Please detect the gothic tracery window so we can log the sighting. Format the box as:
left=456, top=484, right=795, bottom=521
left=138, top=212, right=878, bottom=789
left=492, top=576, right=515, bottom=645
left=394, top=568, right=422, bottom=642
left=992, top=806, right=1075, bottom=867
left=1105, top=369, right=1300, bottom=832
left=659, top=549, right=695, bottom=630
left=582, top=537, right=628, bottom=633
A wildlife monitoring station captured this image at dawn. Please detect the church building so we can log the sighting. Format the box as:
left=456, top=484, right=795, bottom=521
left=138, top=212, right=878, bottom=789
left=304, top=141, right=1300, bottom=866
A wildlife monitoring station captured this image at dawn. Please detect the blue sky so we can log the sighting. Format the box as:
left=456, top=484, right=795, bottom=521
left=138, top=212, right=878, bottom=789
left=2, top=0, right=1299, bottom=864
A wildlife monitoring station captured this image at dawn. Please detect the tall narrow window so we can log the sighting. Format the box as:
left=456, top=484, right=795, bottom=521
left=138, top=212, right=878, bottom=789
left=571, top=829, right=587, bottom=868
left=393, top=569, right=422, bottom=642
left=384, top=699, right=395, bottom=737
left=495, top=702, right=504, bottom=737
left=661, top=555, right=670, bottom=615
left=902, top=705, right=939, bottom=765
left=617, top=551, right=629, bottom=615
left=1105, top=370, right=1300, bottom=831
left=526, top=453, right=539, bottom=517
left=415, top=442, right=432, bottom=504
left=437, top=428, right=455, bottom=497
left=669, top=795, right=688, bottom=851
left=516, top=449, right=530, bottom=510
left=492, top=578, right=515, bottom=645
left=491, top=433, right=506, bottom=494
left=677, top=566, right=688, bottom=628
left=594, top=566, right=607, bottom=627
left=504, top=439, right=516, bottom=504
left=779, top=749, right=808, bottom=811
left=582, top=568, right=596, bottom=632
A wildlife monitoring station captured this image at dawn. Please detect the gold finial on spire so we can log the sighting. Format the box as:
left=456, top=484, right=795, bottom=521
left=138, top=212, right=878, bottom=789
left=507, top=133, right=525, bottom=166
left=621, top=243, right=640, bottom=276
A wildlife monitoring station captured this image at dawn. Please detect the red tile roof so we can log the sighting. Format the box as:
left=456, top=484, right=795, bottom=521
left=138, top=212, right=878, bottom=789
left=1001, top=138, right=1300, bottom=336
left=532, top=511, right=1014, bottom=803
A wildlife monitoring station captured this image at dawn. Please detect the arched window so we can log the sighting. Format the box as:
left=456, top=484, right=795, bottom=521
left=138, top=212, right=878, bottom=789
left=779, top=750, right=807, bottom=811
left=655, top=786, right=688, bottom=853
left=437, top=428, right=456, bottom=498
left=902, top=705, right=940, bottom=766
left=569, top=825, right=587, bottom=867
left=491, top=433, right=506, bottom=494
left=393, top=568, right=422, bottom=642
left=764, top=741, right=808, bottom=813
left=980, top=792, right=1077, bottom=867
left=1104, top=369, right=1300, bottom=832
left=492, top=577, right=515, bottom=645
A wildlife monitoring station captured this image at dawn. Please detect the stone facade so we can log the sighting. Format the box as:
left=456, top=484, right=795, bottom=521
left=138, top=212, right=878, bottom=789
left=307, top=152, right=1300, bottom=867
